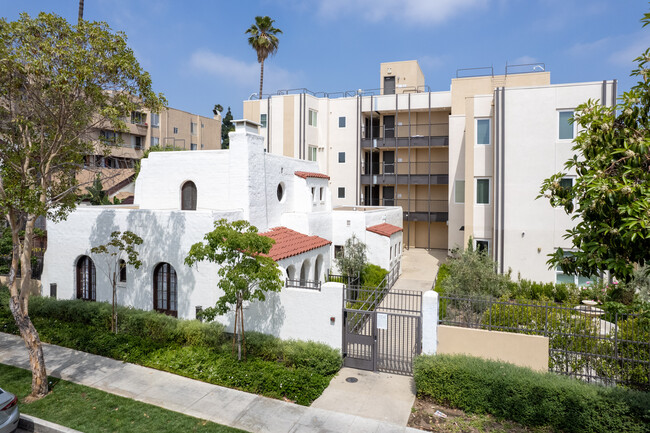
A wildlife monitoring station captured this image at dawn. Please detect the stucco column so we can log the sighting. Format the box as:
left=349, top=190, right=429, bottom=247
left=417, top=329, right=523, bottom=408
left=422, top=290, right=439, bottom=355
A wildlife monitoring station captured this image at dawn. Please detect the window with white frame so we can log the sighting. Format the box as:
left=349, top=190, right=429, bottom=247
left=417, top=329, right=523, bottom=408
left=476, top=118, right=491, bottom=145
left=475, top=239, right=490, bottom=254
left=319, top=187, right=324, bottom=201
left=475, top=178, right=490, bottom=205
left=260, top=114, right=267, bottom=128
left=558, top=110, right=575, bottom=140
left=338, top=187, right=345, bottom=198
left=339, top=116, right=346, bottom=128
left=151, top=113, right=160, bottom=127
left=308, top=146, right=317, bottom=161
left=454, top=180, right=465, bottom=204
left=151, top=136, right=160, bottom=147
left=132, top=136, right=142, bottom=149
left=308, top=109, right=318, bottom=127
left=191, top=122, right=198, bottom=136
left=190, top=143, right=197, bottom=151
left=560, top=177, right=574, bottom=190
left=338, top=152, right=345, bottom=163
left=555, top=252, right=596, bottom=286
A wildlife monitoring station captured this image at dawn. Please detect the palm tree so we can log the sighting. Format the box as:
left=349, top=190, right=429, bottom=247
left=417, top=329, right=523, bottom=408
left=245, top=16, right=282, bottom=100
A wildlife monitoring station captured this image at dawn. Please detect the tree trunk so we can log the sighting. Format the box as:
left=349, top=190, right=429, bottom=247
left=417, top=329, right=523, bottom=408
left=9, top=216, right=48, bottom=401
left=236, top=293, right=243, bottom=361
left=78, top=0, right=84, bottom=24
left=259, top=59, right=264, bottom=100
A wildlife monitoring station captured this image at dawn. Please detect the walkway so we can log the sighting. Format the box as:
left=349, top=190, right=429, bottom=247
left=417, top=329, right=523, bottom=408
left=392, top=248, right=446, bottom=292
left=0, top=333, right=420, bottom=433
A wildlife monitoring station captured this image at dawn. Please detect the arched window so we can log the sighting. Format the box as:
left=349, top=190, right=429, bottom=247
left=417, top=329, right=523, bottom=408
left=119, top=259, right=127, bottom=283
left=300, top=260, right=310, bottom=286
left=76, top=256, right=96, bottom=301
left=286, top=265, right=296, bottom=280
left=154, top=262, right=178, bottom=317
left=314, top=255, right=323, bottom=282
left=181, top=181, right=197, bottom=210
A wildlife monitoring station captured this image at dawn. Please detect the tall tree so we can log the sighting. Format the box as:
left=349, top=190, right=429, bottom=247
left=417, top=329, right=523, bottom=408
left=221, top=106, right=234, bottom=149
left=539, top=11, right=650, bottom=282
left=185, top=219, right=283, bottom=360
left=78, top=0, right=84, bottom=24
left=245, top=16, right=282, bottom=100
left=91, top=231, right=143, bottom=333
left=0, top=13, right=165, bottom=400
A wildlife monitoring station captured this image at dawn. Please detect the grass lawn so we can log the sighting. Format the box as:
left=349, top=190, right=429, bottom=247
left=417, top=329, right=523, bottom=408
left=0, top=363, right=246, bottom=433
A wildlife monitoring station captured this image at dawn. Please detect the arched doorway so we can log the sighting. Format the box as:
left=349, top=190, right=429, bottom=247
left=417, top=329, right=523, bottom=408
left=181, top=181, right=197, bottom=210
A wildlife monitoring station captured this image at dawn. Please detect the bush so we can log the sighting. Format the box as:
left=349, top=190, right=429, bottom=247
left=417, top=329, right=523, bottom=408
left=361, top=263, right=388, bottom=288
left=0, top=287, right=341, bottom=405
left=414, top=354, right=650, bottom=433
left=441, top=241, right=508, bottom=298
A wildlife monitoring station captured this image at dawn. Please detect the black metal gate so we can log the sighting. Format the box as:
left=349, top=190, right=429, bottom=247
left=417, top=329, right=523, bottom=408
left=342, top=285, right=422, bottom=375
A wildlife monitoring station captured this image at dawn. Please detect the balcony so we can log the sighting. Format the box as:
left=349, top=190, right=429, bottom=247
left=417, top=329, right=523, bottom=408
left=361, top=123, right=449, bottom=149
left=382, top=198, right=448, bottom=222
left=360, top=162, right=449, bottom=185
left=286, top=278, right=321, bottom=291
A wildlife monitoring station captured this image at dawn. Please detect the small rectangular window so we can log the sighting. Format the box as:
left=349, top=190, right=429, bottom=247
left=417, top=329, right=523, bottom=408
left=131, top=111, right=146, bottom=125
left=309, top=109, right=318, bottom=127
left=132, top=136, right=142, bottom=149
left=338, top=187, right=345, bottom=198
left=335, top=245, right=344, bottom=258
left=261, top=113, right=267, bottom=128
left=475, top=239, right=490, bottom=254
left=338, top=152, right=345, bottom=163
left=454, top=180, right=465, bottom=204
left=151, top=113, right=160, bottom=127
left=308, top=146, right=317, bottom=161
left=476, top=118, right=491, bottom=145
left=119, top=260, right=127, bottom=283
left=173, top=127, right=178, bottom=134
left=191, top=122, right=197, bottom=136
left=311, top=187, right=315, bottom=200
left=190, top=143, right=197, bottom=151
left=559, top=111, right=574, bottom=140
left=476, top=178, right=490, bottom=205
left=319, top=187, right=324, bottom=201
left=339, top=116, right=346, bottom=128
left=560, top=177, right=573, bottom=190
left=151, top=137, right=159, bottom=147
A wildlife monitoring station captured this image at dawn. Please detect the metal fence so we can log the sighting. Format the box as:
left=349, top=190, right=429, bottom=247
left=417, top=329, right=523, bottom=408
left=285, top=278, right=321, bottom=291
left=439, top=295, right=650, bottom=390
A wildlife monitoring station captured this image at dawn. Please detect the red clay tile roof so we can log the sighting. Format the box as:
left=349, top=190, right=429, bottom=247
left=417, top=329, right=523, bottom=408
left=366, top=223, right=403, bottom=237
left=294, top=171, right=330, bottom=180
left=260, top=226, right=331, bottom=261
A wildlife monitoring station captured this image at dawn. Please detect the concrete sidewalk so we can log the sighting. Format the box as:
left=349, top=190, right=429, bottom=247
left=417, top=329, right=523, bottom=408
left=392, top=248, right=446, bottom=292
left=0, top=333, right=420, bottom=433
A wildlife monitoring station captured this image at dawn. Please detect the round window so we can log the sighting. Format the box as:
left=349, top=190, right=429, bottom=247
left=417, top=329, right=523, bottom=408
left=277, top=183, right=284, bottom=201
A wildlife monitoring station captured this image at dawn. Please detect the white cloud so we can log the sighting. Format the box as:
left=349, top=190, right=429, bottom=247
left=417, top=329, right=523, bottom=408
left=189, top=50, right=301, bottom=95
left=609, top=32, right=650, bottom=66
left=567, top=31, right=650, bottom=68
left=317, top=0, right=489, bottom=24
left=510, top=55, right=539, bottom=65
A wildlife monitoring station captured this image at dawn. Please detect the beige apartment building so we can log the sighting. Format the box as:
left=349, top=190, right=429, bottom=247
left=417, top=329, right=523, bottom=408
left=79, top=106, right=222, bottom=202
left=243, top=60, right=617, bottom=284
left=87, top=106, right=222, bottom=169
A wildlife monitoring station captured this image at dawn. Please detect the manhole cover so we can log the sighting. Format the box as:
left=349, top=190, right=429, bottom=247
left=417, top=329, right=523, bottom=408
left=345, top=377, right=358, bottom=383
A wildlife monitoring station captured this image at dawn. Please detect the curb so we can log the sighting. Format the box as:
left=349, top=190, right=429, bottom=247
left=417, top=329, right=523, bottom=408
left=18, top=414, right=83, bottom=433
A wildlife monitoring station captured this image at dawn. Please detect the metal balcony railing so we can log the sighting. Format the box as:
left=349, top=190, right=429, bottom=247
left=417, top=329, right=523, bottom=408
left=362, top=123, right=449, bottom=140
left=286, top=278, right=321, bottom=291
left=362, top=162, right=448, bottom=176
left=381, top=198, right=448, bottom=213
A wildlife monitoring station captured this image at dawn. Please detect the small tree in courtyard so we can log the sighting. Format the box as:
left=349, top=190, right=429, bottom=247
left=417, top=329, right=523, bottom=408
left=90, top=231, right=143, bottom=333
left=540, top=11, right=650, bottom=282
left=0, top=13, right=165, bottom=400
left=185, top=219, right=282, bottom=360
left=335, top=234, right=367, bottom=284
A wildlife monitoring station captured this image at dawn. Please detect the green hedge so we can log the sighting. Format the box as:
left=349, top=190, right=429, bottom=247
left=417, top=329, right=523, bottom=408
left=0, top=288, right=341, bottom=405
left=413, top=354, right=650, bottom=433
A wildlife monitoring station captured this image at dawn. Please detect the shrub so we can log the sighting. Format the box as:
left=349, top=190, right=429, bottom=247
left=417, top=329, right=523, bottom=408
left=441, top=241, right=508, bottom=298
left=414, top=354, right=650, bottom=433
left=434, top=263, right=449, bottom=295
left=361, top=263, right=388, bottom=287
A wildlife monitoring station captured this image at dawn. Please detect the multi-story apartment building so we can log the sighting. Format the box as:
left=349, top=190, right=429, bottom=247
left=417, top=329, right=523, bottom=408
left=87, top=107, right=222, bottom=169
left=243, top=60, right=617, bottom=283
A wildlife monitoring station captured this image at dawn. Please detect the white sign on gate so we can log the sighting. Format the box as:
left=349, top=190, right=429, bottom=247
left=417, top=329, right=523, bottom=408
left=377, top=313, right=388, bottom=330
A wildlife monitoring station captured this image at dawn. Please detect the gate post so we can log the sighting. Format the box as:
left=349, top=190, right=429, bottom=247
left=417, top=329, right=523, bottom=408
left=422, top=291, right=439, bottom=355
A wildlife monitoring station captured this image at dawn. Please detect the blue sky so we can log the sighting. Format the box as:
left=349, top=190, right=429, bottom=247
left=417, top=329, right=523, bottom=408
left=2, top=1, right=648, bottom=118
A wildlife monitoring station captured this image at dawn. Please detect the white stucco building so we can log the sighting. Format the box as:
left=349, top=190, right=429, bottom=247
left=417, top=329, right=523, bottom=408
left=40, top=120, right=402, bottom=347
